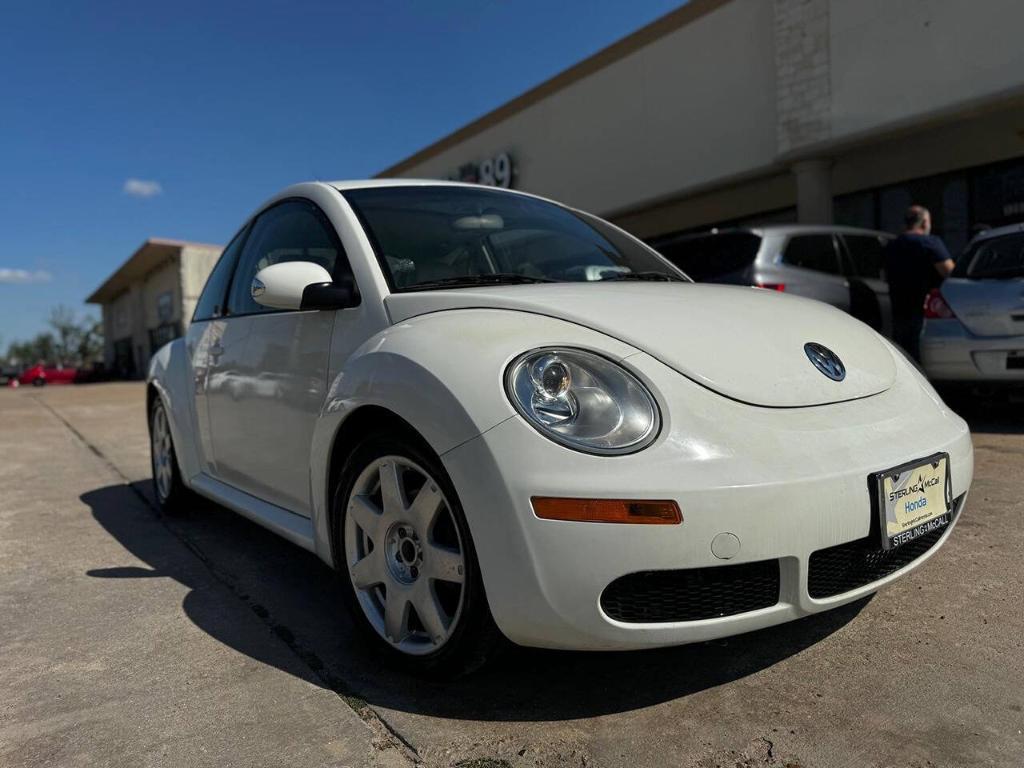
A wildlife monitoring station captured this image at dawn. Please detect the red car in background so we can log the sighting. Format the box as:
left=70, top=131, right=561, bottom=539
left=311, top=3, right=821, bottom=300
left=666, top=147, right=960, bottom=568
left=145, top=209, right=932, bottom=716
left=17, top=364, right=79, bottom=387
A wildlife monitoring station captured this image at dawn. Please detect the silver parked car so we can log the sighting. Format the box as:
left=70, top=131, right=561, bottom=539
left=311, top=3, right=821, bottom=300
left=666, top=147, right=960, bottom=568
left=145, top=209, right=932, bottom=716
left=653, top=225, right=894, bottom=335
left=920, top=223, right=1024, bottom=383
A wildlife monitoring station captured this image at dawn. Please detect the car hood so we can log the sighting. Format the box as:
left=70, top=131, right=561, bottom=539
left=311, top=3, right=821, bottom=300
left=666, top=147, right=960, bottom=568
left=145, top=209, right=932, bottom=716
left=384, top=283, right=897, bottom=407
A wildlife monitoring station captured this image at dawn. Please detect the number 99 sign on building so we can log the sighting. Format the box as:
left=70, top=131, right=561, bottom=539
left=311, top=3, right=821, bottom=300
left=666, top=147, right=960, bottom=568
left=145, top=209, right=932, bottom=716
left=450, top=152, right=513, bottom=188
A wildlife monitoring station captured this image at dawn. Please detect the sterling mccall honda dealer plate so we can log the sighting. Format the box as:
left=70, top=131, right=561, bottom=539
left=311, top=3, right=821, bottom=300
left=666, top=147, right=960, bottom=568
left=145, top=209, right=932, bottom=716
left=873, top=453, right=953, bottom=551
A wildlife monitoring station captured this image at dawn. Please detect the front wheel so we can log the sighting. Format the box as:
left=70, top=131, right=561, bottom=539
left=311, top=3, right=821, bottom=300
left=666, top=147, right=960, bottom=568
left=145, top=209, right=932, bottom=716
left=334, top=432, right=502, bottom=677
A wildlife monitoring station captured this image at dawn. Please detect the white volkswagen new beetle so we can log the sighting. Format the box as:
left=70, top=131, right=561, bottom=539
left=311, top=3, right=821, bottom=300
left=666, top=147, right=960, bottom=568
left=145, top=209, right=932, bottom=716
left=148, top=180, right=973, bottom=675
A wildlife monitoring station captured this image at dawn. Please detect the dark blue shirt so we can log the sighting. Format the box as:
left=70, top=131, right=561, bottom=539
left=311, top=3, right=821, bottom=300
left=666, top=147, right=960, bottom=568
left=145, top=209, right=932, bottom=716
left=884, top=233, right=952, bottom=318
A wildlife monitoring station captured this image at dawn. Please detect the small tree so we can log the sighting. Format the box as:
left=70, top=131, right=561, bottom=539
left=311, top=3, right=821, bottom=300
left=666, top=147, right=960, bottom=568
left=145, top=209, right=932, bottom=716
left=48, top=305, right=79, bottom=363
left=3, top=306, right=103, bottom=369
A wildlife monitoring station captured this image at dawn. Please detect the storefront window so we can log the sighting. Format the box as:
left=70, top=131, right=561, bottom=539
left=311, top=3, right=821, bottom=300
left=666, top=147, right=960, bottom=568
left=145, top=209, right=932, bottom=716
left=972, top=159, right=1024, bottom=230
left=834, top=191, right=875, bottom=231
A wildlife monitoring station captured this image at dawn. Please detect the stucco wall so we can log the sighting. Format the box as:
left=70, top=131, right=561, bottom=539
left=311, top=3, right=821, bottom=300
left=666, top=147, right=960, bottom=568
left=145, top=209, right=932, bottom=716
left=828, top=0, right=1024, bottom=142
left=178, top=245, right=222, bottom=329
left=393, top=0, right=778, bottom=216
left=140, top=260, right=180, bottom=330
left=389, top=0, right=1024, bottom=231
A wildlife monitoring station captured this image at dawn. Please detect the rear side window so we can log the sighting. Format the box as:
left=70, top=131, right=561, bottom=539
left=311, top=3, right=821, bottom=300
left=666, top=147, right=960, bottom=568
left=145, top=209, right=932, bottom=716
left=192, top=226, right=247, bottom=322
left=655, top=232, right=761, bottom=281
left=843, top=234, right=888, bottom=279
left=956, top=232, right=1024, bottom=279
left=782, top=234, right=841, bottom=274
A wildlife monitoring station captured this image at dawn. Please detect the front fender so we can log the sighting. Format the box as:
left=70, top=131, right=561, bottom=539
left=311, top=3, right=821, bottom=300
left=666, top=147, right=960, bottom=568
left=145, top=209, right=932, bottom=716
left=309, top=308, right=640, bottom=565
left=148, top=338, right=201, bottom=484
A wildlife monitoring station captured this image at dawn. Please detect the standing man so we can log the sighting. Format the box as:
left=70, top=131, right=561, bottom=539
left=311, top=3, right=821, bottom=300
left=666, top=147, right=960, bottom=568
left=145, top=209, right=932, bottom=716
left=884, top=205, right=956, bottom=361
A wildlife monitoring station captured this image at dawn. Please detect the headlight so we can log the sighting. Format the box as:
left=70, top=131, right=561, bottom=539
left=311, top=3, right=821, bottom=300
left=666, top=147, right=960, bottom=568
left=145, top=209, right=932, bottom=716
left=504, top=348, right=660, bottom=454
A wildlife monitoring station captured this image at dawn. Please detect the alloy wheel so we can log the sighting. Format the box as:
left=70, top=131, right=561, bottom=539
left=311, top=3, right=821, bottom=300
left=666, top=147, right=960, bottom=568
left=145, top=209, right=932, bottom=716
left=151, top=404, right=174, bottom=503
left=344, top=455, right=466, bottom=655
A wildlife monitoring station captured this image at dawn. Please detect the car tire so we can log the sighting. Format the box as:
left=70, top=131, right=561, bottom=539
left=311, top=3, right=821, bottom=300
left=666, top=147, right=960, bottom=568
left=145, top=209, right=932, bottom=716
left=149, top=398, right=189, bottom=515
left=333, top=430, right=503, bottom=678
left=32, top=377, right=45, bottom=387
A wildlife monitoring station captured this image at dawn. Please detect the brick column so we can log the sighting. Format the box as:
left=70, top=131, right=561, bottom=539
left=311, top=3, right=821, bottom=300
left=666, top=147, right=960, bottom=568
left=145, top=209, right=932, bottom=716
left=774, top=0, right=831, bottom=155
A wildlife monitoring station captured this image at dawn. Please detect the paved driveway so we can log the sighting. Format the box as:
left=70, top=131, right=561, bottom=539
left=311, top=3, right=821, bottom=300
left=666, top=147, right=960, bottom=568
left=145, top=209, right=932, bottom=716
left=2, top=383, right=1022, bottom=767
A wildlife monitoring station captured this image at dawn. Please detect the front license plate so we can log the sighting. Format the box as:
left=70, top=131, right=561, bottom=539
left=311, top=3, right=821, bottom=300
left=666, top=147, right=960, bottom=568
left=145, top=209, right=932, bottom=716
left=873, top=453, right=953, bottom=550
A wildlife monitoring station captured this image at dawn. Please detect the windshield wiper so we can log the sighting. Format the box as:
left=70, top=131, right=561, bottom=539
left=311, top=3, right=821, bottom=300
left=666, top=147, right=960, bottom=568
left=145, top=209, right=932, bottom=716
left=599, top=271, right=687, bottom=282
left=403, top=273, right=557, bottom=292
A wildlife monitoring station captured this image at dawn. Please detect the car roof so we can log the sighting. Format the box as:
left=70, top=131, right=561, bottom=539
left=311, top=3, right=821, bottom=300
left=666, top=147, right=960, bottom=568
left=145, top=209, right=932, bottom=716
left=325, top=179, right=557, bottom=200
left=318, top=178, right=573, bottom=211
left=735, top=224, right=891, bottom=238
left=966, top=221, right=1024, bottom=244
left=327, top=179, right=478, bottom=191
left=655, top=223, right=892, bottom=244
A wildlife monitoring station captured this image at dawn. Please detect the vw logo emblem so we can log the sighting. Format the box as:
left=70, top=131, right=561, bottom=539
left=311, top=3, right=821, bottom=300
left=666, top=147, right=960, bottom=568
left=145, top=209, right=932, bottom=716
left=804, top=342, right=846, bottom=381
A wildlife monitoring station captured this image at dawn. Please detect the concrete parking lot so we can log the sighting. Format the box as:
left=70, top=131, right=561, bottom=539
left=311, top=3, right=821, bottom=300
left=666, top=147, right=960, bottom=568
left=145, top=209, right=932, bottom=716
left=1, top=382, right=1022, bottom=768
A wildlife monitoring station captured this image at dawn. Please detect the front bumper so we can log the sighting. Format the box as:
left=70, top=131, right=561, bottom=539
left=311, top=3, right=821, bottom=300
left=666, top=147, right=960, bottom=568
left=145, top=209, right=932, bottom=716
left=921, top=318, right=1024, bottom=382
left=442, top=352, right=974, bottom=651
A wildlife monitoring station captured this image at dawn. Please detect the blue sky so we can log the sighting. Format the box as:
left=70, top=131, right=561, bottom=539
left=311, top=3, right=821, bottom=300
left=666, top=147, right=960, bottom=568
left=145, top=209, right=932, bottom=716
left=0, top=0, right=684, bottom=345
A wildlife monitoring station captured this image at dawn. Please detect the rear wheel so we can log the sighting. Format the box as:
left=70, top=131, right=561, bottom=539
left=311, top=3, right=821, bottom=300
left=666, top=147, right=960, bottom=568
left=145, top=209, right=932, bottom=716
left=32, top=377, right=45, bottom=387
left=150, top=398, right=188, bottom=514
left=334, top=432, right=502, bottom=677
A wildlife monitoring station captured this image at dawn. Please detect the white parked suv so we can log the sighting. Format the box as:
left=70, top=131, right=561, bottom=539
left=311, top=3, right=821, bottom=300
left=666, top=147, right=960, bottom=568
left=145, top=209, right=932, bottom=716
left=148, top=181, right=972, bottom=676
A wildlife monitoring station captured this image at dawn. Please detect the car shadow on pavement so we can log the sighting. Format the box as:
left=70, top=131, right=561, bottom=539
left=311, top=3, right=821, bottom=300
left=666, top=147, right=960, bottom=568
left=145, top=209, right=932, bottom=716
left=82, top=481, right=869, bottom=721
left=940, top=389, right=1024, bottom=435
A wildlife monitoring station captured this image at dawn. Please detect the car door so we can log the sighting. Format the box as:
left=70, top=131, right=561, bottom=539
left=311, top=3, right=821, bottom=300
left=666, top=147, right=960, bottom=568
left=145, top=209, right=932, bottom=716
left=840, top=233, right=892, bottom=336
left=187, top=225, right=249, bottom=473
left=779, top=233, right=850, bottom=311
left=207, top=198, right=356, bottom=516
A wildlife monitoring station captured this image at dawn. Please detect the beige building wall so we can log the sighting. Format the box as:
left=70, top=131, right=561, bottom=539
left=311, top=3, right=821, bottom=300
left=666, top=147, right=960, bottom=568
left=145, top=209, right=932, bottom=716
left=385, top=0, right=1024, bottom=237
left=388, top=0, right=778, bottom=216
left=140, top=260, right=180, bottom=330
left=92, top=242, right=223, bottom=376
left=179, top=245, right=222, bottom=328
left=828, top=0, right=1024, bottom=144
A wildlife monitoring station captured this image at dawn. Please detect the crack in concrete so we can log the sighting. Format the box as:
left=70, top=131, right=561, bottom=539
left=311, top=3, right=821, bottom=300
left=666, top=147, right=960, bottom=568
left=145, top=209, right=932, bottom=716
left=32, top=394, right=423, bottom=767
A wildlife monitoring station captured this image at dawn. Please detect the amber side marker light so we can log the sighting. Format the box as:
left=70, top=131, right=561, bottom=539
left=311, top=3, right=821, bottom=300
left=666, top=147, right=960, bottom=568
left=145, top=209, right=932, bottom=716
left=531, top=497, right=682, bottom=524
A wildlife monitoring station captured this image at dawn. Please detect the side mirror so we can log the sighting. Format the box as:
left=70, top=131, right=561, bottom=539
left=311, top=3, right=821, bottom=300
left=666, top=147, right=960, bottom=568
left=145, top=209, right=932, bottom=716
left=251, top=261, right=355, bottom=311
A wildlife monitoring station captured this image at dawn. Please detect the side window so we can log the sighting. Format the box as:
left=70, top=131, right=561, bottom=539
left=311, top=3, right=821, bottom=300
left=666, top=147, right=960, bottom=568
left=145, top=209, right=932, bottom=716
left=843, top=235, right=887, bottom=279
left=783, top=234, right=841, bottom=274
left=226, top=199, right=350, bottom=316
left=192, top=226, right=248, bottom=322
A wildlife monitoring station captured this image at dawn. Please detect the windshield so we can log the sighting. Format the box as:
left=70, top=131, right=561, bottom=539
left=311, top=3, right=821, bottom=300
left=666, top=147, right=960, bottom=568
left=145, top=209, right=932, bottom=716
left=343, top=186, right=684, bottom=291
left=653, top=232, right=762, bottom=281
left=954, top=232, right=1024, bottom=279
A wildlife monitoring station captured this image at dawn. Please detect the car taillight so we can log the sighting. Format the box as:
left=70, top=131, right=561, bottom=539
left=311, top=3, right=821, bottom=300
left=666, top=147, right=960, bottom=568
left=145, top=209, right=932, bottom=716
left=756, top=282, right=785, bottom=292
left=923, top=288, right=956, bottom=319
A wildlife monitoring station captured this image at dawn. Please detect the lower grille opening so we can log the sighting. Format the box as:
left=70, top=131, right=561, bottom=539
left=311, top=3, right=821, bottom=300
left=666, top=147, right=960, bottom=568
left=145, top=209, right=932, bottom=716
left=808, top=496, right=962, bottom=599
left=600, top=559, right=781, bottom=624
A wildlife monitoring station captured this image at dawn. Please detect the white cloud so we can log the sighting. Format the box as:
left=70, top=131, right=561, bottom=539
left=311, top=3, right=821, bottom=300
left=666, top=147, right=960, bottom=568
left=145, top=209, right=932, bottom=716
left=0, top=268, right=53, bottom=284
left=123, top=178, right=163, bottom=198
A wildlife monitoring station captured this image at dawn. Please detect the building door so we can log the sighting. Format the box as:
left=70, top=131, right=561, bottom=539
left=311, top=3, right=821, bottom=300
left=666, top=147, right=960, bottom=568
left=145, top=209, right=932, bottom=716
left=207, top=199, right=356, bottom=517
left=113, top=338, right=135, bottom=379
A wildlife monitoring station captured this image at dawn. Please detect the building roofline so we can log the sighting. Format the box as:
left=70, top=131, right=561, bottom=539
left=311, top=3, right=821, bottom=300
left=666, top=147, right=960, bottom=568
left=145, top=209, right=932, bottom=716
left=86, top=237, right=223, bottom=304
left=375, top=0, right=731, bottom=177
left=140, top=236, right=224, bottom=251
